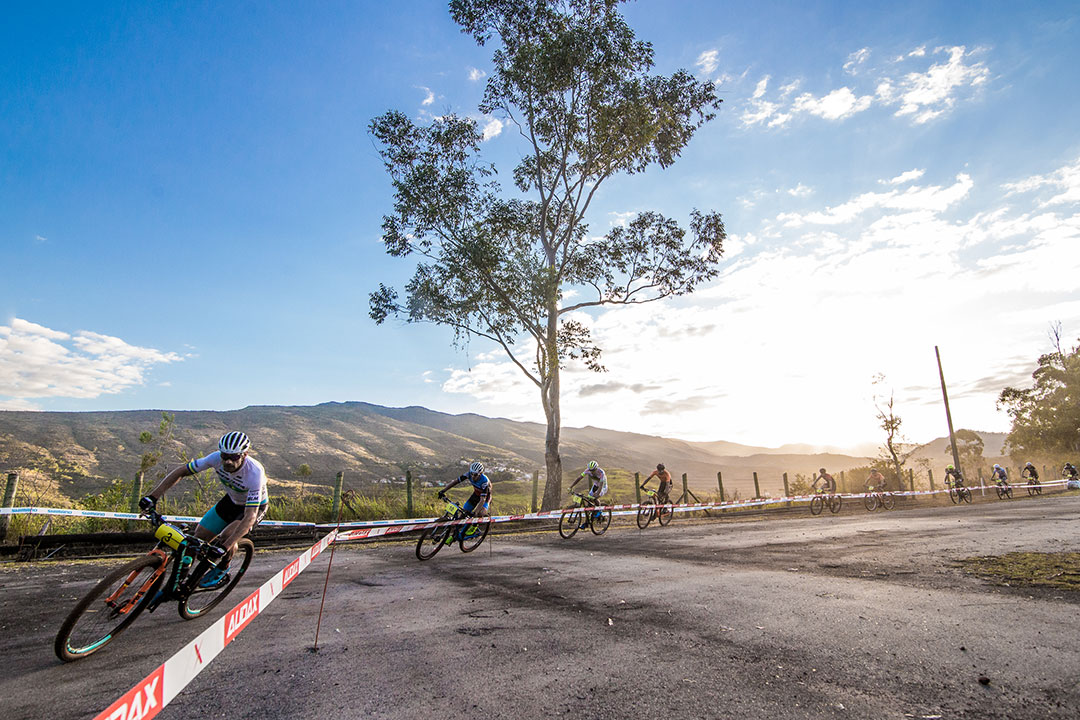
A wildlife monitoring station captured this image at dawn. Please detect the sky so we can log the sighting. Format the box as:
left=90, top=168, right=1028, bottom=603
left=2, top=0, right=1079, bottom=452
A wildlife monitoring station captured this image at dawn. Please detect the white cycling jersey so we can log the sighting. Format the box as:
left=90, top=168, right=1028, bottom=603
left=187, top=452, right=269, bottom=507
left=586, top=468, right=608, bottom=498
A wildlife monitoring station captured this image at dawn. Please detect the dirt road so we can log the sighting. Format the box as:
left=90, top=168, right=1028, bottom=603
left=3, top=494, right=1079, bottom=719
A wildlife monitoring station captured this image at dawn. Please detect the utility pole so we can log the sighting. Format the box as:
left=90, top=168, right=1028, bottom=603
left=936, top=346, right=963, bottom=473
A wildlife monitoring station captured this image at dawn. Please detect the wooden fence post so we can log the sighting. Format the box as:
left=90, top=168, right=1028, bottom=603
left=532, top=470, right=539, bottom=513
left=978, top=467, right=985, bottom=496
left=753, top=472, right=761, bottom=499
left=682, top=472, right=689, bottom=503
left=717, top=471, right=724, bottom=503
left=783, top=472, right=791, bottom=508
left=126, top=471, right=144, bottom=532
left=331, top=471, right=344, bottom=520
left=406, top=470, right=414, bottom=516
left=839, top=470, right=845, bottom=494
left=909, top=468, right=915, bottom=493
left=928, top=469, right=935, bottom=492
left=1, top=472, right=19, bottom=542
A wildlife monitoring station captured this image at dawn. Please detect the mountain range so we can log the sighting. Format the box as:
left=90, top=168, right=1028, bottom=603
left=0, top=401, right=1006, bottom=503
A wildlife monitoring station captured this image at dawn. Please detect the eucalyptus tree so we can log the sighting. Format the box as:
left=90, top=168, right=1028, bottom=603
left=369, top=0, right=725, bottom=509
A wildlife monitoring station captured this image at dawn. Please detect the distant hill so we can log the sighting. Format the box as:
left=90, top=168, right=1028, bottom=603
left=0, top=401, right=875, bottom=502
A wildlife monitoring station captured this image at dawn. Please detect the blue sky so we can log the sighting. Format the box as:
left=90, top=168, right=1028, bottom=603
left=2, top=1, right=1079, bottom=450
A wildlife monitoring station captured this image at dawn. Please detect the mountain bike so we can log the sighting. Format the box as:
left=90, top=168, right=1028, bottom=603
left=809, top=489, right=842, bottom=516
left=636, top=488, right=674, bottom=529
left=415, top=494, right=491, bottom=561
left=54, top=507, right=253, bottom=662
left=1023, top=475, right=1041, bottom=496
left=558, top=492, right=612, bottom=538
left=863, top=487, right=895, bottom=512
left=945, top=478, right=972, bottom=504
left=995, top=480, right=1013, bottom=500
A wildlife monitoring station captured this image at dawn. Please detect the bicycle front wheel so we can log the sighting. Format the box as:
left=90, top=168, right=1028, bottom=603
left=55, top=553, right=166, bottom=662
left=657, top=502, right=674, bottom=526
left=881, top=493, right=896, bottom=511
left=996, top=486, right=1006, bottom=500
left=416, top=521, right=453, bottom=560
left=590, top=507, right=612, bottom=536
left=948, top=488, right=958, bottom=504
left=961, top=487, right=973, bottom=504
left=864, top=494, right=879, bottom=512
left=636, top=499, right=654, bottom=529
left=559, top=509, right=583, bottom=539
left=459, top=519, right=491, bottom=552
left=829, top=494, right=843, bottom=513
left=1028, top=480, right=1041, bottom=496
left=179, top=539, right=254, bottom=620
left=810, top=495, right=824, bottom=516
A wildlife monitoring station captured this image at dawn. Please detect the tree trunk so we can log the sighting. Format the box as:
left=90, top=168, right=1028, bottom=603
left=540, top=306, right=563, bottom=511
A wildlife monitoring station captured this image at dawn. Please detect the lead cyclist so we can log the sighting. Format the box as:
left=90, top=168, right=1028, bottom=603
left=141, top=431, right=269, bottom=588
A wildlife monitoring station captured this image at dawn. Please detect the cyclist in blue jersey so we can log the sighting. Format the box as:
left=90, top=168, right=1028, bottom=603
left=990, top=464, right=1009, bottom=486
left=439, top=461, right=491, bottom=517
left=140, top=431, right=268, bottom=588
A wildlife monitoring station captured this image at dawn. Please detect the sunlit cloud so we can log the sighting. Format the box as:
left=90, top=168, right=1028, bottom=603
left=843, top=47, right=870, bottom=74
left=467, top=67, right=486, bottom=82
left=417, top=86, right=435, bottom=106
left=481, top=116, right=503, bottom=140
left=0, top=318, right=182, bottom=405
left=438, top=157, right=1080, bottom=447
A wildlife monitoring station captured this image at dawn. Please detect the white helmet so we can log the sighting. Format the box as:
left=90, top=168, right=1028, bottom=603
left=587, top=460, right=598, bottom=470
left=219, top=431, right=251, bottom=455
left=469, top=461, right=484, bottom=475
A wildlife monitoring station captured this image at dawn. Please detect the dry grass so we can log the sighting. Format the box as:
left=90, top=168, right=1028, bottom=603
left=961, top=552, right=1080, bottom=591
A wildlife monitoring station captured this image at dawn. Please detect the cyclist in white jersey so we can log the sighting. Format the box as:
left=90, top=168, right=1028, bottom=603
left=141, top=431, right=268, bottom=588
left=569, top=461, right=608, bottom=505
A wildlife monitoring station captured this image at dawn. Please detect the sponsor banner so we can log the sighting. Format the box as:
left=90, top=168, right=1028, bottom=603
left=96, top=664, right=165, bottom=720
left=96, top=530, right=337, bottom=720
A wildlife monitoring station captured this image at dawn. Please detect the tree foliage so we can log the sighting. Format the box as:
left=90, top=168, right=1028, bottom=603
left=369, top=0, right=725, bottom=509
left=999, top=325, right=1080, bottom=456
left=945, top=429, right=985, bottom=473
left=872, top=375, right=917, bottom=490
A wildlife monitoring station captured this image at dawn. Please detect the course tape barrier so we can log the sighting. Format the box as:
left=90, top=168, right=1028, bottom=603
left=93, top=529, right=337, bottom=720
left=0, top=506, right=315, bottom=528
left=330, top=479, right=1073, bottom=542
left=5, top=479, right=1072, bottom=538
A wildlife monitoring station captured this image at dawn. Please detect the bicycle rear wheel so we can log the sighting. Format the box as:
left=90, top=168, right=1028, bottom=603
left=864, top=494, right=879, bottom=512
left=810, top=495, right=824, bottom=516
left=459, top=518, right=490, bottom=552
left=657, top=502, right=674, bottom=526
left=559, top=509, right=583, bottom=539
left=636, top=499, right=654, bottom=529
left=179, top=539, right=254, bottom=620
left=881, top=493, right=896, bottom=511
left=829, top=494, right=843, bottom=513
left=55, top=553, right=166, bottom=662
left=417, top=521, right=453, bottom=560
left=589, top=507, right=612, bottom=536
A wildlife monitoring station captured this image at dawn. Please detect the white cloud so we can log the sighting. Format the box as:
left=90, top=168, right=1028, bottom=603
left=742, top=44, right=990, bottom=129
left=417, top=86, right=435, bottom=106
left=0, top=318, right=181, bottom=402
left=843, top=48, right=870, bottom=74
left=696, top=49, right=719, bottom=76
left=791, top=87, right=873, bottom=120
left=467, top=67, right=486, bottom=82
left=481, top=116, right=503, bottom=140
left=34, top=235, right=47, bottom=244
left=1002, top=156, right=1080, bottom=207
left=787, top=184, right=813, bottom=197
left=888, top=46, right=989, bottom=124
left=883, top=169, right=926, bottom=185
left=609, top=210, right=637, bottom=227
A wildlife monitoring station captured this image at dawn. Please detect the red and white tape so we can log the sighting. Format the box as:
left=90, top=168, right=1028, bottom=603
left=93, top=530, right=337, bottom=720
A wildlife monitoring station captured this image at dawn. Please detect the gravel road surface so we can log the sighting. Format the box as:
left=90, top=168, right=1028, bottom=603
left=3, top=494, right=1079, bottom=719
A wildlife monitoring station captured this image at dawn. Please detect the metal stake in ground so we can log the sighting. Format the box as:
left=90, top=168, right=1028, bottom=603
left=312, top=471, right=346, bottom=652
